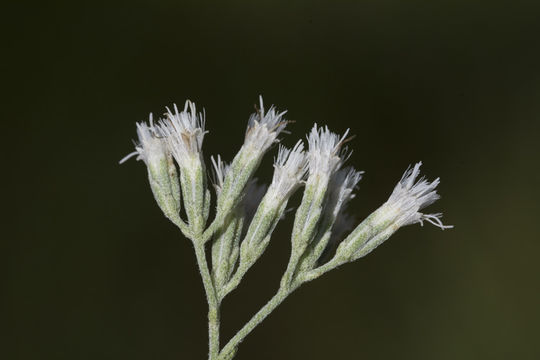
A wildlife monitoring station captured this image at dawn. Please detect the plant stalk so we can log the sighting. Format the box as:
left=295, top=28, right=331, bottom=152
left=194, top=242, right=220, bottom=360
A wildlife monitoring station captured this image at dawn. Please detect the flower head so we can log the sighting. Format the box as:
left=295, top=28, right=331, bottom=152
left=307, top=125, right=352, bottom=177
left=119, top=114, right=167, bottom=165
left=119, top=114, right=182, bottom=223
left=267, top=141, right=308, bottom=200
left=244, top=96, right=288, bottom=150
left=159, top=100, right=207, bottom=167
left=385, top=162, right=452, bottom=229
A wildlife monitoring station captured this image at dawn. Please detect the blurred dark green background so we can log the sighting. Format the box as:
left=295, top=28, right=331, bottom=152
left=4, top=0, right=540, bottom=359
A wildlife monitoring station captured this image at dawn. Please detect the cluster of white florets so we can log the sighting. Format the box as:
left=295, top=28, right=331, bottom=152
left=306, top=125, right=352, bottom=177
left=120, top=101, right=206, bottom=170
left=159, top=101, right=207, bottom=169
left=267, top=141, right=309, bottom=200
left=119, top=114, right=167, bottom=165
left=385, top=162, right=453, bottom=229
left=122, top=97, right=451, bottom=237
left=244, top=96, right=288, bottom=151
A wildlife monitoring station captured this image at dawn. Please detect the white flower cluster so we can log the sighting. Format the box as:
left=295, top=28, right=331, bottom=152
left=244, top=96, right=288, bottom=150
left=267, top=141, right=308, bottom=201
left=119, top=114, right=164, bottom=165
left=306, top=124, right=351, bottom=177
left=385, top=162, right=453, bottom=229
left=121, top=96, right=452, bottom=360
left=161, top=101, right=207, bottom=167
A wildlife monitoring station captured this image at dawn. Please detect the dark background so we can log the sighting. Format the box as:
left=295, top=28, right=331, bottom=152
left=4, top=0, right=540, bottom=359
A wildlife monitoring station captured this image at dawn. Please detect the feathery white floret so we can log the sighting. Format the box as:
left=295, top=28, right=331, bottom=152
left=385, top=162, right=452, bottom=229
left=307, top=125, right=351, bottom=177
left=244, top=96, right=288, bottom=150
left=267, top=141, right=308, bottom=199
left=320, top=167, right=363, bottom=249
left=119, top=114, right=167, bottom=165
left=326, top=167, right=364, bottom=218
left=159, top=100, right=207, bottom=166
left=211, top=155, right=230, bottom=195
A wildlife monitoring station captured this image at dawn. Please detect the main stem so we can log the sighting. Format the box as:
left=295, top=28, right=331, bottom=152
left=194, top=242, right=220, bottom=360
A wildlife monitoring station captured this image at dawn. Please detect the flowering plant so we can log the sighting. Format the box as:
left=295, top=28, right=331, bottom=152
left=121, top=97, right=452, bottom=360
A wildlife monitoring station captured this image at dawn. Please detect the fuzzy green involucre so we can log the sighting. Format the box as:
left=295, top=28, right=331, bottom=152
left=211, top=208, right=244, bottom=293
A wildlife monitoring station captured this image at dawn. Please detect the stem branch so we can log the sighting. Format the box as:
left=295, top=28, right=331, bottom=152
left=218, top=286, right=291, bottom=359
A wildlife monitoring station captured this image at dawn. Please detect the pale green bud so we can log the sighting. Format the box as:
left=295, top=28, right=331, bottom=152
left=298, top=167, right=363, bottom=272
left=239, top=197, right=285, bottom=268
left=335, top=162, right=452, bottom=262
left=291, top=125, right=352, bottom=257
left=159, top=101, right=209, bottom=235
left=211, top=209, right=244, bottom=292
left=216, top=96, right=288, bottom=220
left=148, top=154, right=182, bottom=223
left=120, top=118, right=182, bottom=224
left=239, top=143, right=307, bottom=270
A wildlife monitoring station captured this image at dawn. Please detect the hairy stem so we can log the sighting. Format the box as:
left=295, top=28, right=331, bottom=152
left=194, top=242, right=220, bottom=360
left=219, top=262, right=248, bottom=301
left=302, top=256, right=344, bottom=283
left=218, top=286, right=292, bottom=359
left=280, top=251, right=302, bottom=289
left=171, top=216, right=192, bottom=240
